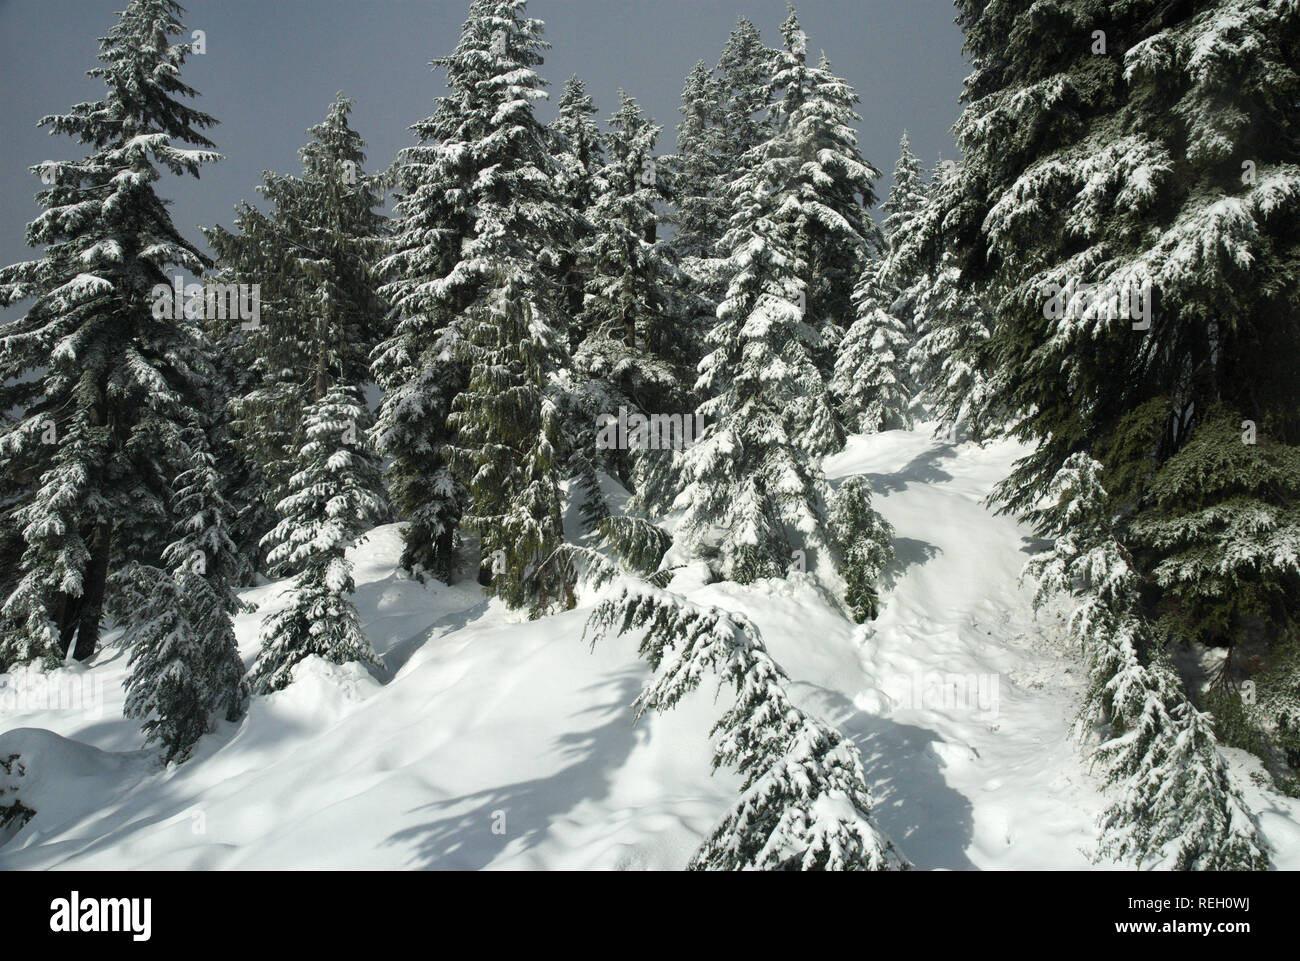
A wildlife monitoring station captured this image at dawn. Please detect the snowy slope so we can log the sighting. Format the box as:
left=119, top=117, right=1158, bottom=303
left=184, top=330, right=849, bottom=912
left=3, top=426, right=1298, bottom=870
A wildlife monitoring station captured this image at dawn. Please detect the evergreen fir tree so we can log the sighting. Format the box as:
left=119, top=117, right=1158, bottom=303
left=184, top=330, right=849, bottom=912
left=944, top=0, right=1300, bottom=773
left=370, top=147, right=468, bottom=585
left=768, top=8, right=881, bottom=377
left=715, top=17, right=775, bottom=180
left=207, top=94, right=389, bottom=574
left=907, top=160, right=998, bottom=441
left=122, top=427, right=247, bottom=764
left=195, top=281, right=268, bottom=583
left=574, top=92, right=702, bottom=512
left=546, top=76, right=616, bottom=531
left=1125, top=406, right=1300, bottom=776
left=376, top=0, right=573, bottom=611
left=1025, top=454, right=1268, bottom=869
left=579, top=92, right=690, bottom=371
left=880, top=132, right=927, bottom=254
left=415, top=0, right=575, bottom=614
left=832, top=263, right=912, bottom=434
left=449, top=270, right=571, bottom=613
left=0, top=0, right=219, bottom=668
left=550, top=75, right=605, bottom=220
left=828, top=476, right=895, bottom=623
left=674, top=71, right=840, bottom=581
left=668, top=60, right=726, bottom=264
left=249, top=385, right=387, bottom=693
left=0, top=437, right=28, bottom=615
left=549, top=74, right=604, bottom=352
left=559, top=543, right=908, bottom=870
left=870, top=131, right=929, bottom=411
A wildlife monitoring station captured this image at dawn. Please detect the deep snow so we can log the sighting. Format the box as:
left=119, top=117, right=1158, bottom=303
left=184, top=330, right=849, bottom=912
left=3, top=425, right=1298, bottom=869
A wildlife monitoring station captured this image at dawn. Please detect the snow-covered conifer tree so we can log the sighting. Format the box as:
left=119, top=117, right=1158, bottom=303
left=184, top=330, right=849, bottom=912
left=0, top=0, right=219, bottom=667
left=880, top=132, right=927, bottom=259
left=574, top=92, right=702, bottom=511
left=1026, top=454, right=1268, bottom=869
left=370, top=123, right=469, bottom=584
left=831, top=133, right=927, bottom=435
left=828, top=477, right=895, bottom=623
left=832, top=264, right=912, bottom=434
left=715, top=17, right=775, bottom=179
left=907, top=160, right=997, bottom=440
left=547, top=76, right=613, bottom=529
left=449, top=270, right=571, bottom=613
left=579, top=93, right=692, bottom=372
left=767, top=8, right=881, bottom=376
left=669, top=60, right=726, bottom=265
left=559, top=543, right=908, bottom=870
left=1128, top=407, right=1300, bottom=768
left=122, top=428, right=247, bottom=763
left=550, top=75, right=604, bottom=350
left=208, top=95, right=389, bottom=574
left=551, top=75, right=605, bottom=221
left=674, top=67, right=840, bottom=581
left=943, top=0, right=1300, bottom=770
left=249, top=385, right=387, bottom=693
left=378, top=0, right=573, bottom=612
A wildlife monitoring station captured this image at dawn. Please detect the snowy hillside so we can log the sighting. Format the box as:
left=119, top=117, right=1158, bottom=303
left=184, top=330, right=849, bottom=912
left=4, top=425, right=1297, bottom=870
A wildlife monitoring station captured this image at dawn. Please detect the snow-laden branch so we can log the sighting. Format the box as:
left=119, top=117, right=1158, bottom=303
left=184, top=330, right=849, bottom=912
left=553, top=543, right=908, bottom=871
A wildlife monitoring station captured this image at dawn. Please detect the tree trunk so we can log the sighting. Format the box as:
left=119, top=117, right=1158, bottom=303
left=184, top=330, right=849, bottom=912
left=70, top=523, right=111, bottom=661
left=55, top=591, right=78, bottom=659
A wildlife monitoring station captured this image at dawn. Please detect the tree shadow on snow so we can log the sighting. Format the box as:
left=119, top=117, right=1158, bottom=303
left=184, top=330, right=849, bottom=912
left=366, top=596, right=493, bottom=682
left=1017, top=534, right=1054, bottom=557
left=806, top=687, right=978, bottom=870
left=879, top=536, right=942, bottom=592
left=382, top=669, right=647, bottom=870
left=850, top=444, right=957, bottom=495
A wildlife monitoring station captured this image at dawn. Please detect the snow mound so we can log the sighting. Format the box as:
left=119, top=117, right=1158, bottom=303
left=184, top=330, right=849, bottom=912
left=0, top=727, right=149, bottom=852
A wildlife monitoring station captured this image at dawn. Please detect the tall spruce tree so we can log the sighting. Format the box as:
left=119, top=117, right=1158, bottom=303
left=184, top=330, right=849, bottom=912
left=675, top=60, right=840, bottom=582
left=370, top=73, right=475, bottom=585
left=414, top=0, right=576, bottom=614
left=550, top=74, right=604, bottom=352
left=832, top=133, right=926, bottom=436
left=716, top=17, right=775, bottom=180
left=666, top=19, right=781, bottom=331
left=669, top=60, right=727, bottom=265
left=767, top=8, right=881, bottom=378
left=907, top=159, right=998, bottom=440
left=559, top=542, right=907, bottom=870
left=548, top=75, right=610, bottom=529
left=1026, top=454, right=1268, bottom=869
left=578, top=93, right=688, bottom=364
left=880, top=132, right=928, bottom=256
left=574, top=93, right=702, bottom=508
left=0, top=0, right=219, bottom=668
left=945, top=0, right=1300, bottom=845
left=374, top=0, right=574, bottom=607
left=207, top=95, right=389, bottom=574
left=832, top=263, right=912, bottom=434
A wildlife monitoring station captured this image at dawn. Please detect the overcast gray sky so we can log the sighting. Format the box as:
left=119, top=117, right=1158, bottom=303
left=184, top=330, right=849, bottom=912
left=0, top=0, right=969, bottom=276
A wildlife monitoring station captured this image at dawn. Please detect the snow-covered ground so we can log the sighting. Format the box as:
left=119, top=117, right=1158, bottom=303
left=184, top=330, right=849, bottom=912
left=3, top=425, right=1298, bottom=869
